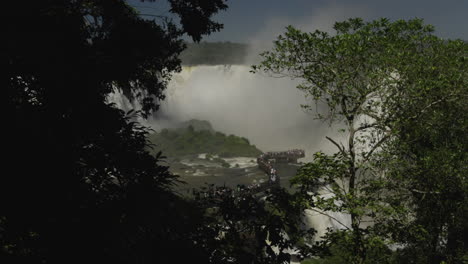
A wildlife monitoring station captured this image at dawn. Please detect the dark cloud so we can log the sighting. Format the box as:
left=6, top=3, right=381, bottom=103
left=200, top=0, right=467, bottom=42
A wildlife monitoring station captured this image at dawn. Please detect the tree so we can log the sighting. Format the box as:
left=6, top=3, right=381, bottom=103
left=253, top=18, right=467, bottom=263
left=3, top=0, right=227, bottom=263
left=383, top=37, right=467, bottom=263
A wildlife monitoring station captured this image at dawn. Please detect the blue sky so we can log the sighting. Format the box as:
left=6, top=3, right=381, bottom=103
left=128, top=0, right=467, bottom=42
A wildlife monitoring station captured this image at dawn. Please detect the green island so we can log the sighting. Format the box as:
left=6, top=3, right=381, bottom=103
left=147, top=119, right=263, bottom=158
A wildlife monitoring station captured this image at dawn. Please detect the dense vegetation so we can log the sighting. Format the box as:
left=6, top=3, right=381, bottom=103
left=148, top=120, right=263, bottom=157
left=3, top=1, right=232, bottom=263
left=254, top=18, right=467, bottom=263
left=180, top=41, right=249, bottom=65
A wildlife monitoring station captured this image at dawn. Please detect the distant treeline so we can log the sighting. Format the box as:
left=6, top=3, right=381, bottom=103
left=180, top=42, right=249, bottom=65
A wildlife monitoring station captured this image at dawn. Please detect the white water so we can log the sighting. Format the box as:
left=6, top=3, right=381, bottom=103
left=180, top=154, right=256, bottom=169
left=303, top=204, right=352, bottom=241
left=222, top=157, right=257, bottom=168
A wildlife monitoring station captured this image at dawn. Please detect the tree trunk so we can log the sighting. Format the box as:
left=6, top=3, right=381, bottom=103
left=348, top=123, right=366, bottom=263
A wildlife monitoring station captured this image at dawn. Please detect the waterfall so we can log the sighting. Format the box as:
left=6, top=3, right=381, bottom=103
left=156, top=65, right=339, bottom=160
left=109, top=65, right=339, bottom=160
left=302, top=191, right=352, bottom=241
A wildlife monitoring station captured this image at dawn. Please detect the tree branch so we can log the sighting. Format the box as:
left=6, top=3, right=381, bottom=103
left=326, top=136, right=347, bottom=156
left=408, top=93, right=456, bottom=121
left=363, top=133, right=390, bottom=161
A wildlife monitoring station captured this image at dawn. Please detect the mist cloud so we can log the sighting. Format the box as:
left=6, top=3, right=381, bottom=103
left=149, top=3, right=366, bottom=159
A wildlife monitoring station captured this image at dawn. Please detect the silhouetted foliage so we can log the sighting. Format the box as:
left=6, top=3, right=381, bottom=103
left=3, top=0, right=227, bottom=263
left=195, top=187, right=311, bottom=264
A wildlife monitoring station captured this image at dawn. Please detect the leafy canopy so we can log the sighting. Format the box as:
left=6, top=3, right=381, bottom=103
left=253, top=17, right=467, bottom=263
left=3, top=0, right=228, bottom=263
